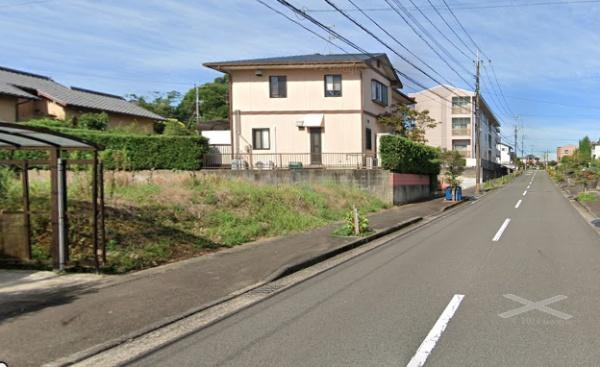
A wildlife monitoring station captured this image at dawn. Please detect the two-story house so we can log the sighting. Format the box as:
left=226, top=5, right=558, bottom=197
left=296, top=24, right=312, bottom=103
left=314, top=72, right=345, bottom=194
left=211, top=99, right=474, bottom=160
left=203, top=53, right=414, bottom=168
left=409, top=85, right=501, bottom=168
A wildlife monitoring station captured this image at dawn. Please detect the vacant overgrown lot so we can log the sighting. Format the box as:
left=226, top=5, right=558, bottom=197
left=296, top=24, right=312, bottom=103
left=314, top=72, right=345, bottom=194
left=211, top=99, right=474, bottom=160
left=0, top=170, right=387, bottom=272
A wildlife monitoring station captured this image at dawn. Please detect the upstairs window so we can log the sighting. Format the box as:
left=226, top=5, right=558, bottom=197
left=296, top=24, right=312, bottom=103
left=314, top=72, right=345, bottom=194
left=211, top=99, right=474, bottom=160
left=371, top=80, right=388, bottom=106
left=269, top=76, right=287, bottom=98
left=252, top=128, right=270, bottom=150
left=324, top=74, right=342, bottom=97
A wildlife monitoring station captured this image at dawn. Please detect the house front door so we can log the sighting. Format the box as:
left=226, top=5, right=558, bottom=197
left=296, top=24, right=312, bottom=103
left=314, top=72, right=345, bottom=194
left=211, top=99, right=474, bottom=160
left=309, top=128, right=322, bottom=166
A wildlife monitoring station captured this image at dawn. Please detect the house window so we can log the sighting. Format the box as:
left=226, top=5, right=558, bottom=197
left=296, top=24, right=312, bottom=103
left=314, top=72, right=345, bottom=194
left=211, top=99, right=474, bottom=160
left=324, top=74, right=342, bottom=97
left=452, top=96, right=471, bottom=113
left=252, top=128, right=270, bottom=150
left=269, top=76, right=287, bottom=98
left=371, top=79, right=388, bottom=106
left=365, top=128, right=372, bottom=150
left=452, top=118, right=470, bottom=129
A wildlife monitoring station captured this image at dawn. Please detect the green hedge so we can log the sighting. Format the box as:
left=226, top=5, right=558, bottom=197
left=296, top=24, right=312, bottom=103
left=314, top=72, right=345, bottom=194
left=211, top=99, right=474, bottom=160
left=379, top=135, right=440, bottom=175
left=1, top=125, right=208, bottom=170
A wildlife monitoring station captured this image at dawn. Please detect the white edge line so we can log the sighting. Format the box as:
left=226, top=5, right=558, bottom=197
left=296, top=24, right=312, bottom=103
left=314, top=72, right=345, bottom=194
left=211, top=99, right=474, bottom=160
left=493, top=218, right=511, bottom=242
left=406, top=294, right=465, bottom=367
left=515, top=200, right=522, bottom=209
left=523, top=190, right=527, bottom=196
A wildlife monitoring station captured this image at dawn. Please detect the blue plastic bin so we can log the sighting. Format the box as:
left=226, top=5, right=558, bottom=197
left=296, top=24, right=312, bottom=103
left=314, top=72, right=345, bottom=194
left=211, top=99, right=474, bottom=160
left=445, top=186, right=453, bottom=201
left=456, top=186, right=463, bottom=201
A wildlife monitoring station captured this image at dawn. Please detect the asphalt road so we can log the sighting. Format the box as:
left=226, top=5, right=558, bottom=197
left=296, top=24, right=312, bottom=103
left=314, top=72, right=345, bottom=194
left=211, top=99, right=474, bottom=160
left=130, top=171, right=600, bottom=367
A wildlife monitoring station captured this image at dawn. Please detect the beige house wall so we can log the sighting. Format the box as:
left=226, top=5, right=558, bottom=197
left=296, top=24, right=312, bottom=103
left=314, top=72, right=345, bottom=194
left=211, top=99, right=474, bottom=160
left=227, top=63, right=400, bottom=159
left=0, top=95, right=17, bottom=122
left=18, top=98, right=66, bottom=121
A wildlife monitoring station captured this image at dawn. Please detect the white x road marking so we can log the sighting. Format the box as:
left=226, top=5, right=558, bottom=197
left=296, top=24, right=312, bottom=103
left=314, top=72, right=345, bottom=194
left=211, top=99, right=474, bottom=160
left=498, top=294, right=573, bottom=320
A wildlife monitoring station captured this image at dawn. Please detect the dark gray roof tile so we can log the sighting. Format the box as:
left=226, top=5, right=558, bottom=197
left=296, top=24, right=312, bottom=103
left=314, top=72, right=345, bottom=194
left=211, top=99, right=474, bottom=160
left=0, top=67, right=164, bottom=120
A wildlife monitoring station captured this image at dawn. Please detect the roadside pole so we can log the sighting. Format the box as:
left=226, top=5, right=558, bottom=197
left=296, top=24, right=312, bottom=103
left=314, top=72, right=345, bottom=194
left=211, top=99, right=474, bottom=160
left=474, top=50, right=482, bottom=194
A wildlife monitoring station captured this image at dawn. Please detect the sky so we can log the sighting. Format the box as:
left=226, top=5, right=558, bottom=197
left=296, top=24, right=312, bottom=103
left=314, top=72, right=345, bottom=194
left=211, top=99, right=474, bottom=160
left=2, top=0, right=600, bottom=159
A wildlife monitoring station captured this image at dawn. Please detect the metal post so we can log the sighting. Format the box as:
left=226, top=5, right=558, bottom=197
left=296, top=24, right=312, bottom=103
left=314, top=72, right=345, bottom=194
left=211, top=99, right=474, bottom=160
left=92, top=151, right=99, bottom=271
left=99, top=161, right=106, bottom=264
left=57, top=158, right=66, bottom=271
left=474, top=50, right=482, bottom=194
left=353, top=206, right=360, bottom=236
left=49, top=149, right=60, bottom=269
left=21, top=161, right=31, bottom=260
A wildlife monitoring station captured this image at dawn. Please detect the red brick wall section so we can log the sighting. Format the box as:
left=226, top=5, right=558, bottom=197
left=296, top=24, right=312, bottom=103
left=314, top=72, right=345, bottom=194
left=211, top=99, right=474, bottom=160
left=390, top=173, right=430, bottom=186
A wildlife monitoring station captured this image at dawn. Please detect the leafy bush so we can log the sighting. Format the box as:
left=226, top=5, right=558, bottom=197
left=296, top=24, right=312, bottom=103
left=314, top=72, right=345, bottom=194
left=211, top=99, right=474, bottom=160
left=2, top=125, right=208, bottom=170
left=77, top=112, right=109, bottom=130
left=379, top=135, right=440, bottom=175
left=334, top=208, right=371, bottom=236
left=0, top=166, right=14, bottom=202
left=577, top=191, right=598, bottom=203
left=163, top=118, right=193, bottom=136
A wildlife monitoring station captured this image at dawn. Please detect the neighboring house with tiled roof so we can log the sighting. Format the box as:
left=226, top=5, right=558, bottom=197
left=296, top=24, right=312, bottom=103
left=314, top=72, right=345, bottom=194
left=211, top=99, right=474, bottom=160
left=203, top=53, right=414, bottom=168
left=0, top=66, right=164, bottom=133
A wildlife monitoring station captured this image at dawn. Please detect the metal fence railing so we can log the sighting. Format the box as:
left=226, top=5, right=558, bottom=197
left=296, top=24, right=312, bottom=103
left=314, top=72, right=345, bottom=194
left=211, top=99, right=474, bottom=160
left=203, top=150, right=378, bottom=170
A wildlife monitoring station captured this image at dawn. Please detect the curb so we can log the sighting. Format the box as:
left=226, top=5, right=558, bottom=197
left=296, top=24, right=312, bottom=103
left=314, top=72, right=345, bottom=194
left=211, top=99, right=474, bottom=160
left=267, top=216, right=423, bottom=281
left=45, top=205, right=470, bottom=367
left=441, top=198, right=468, bottom=212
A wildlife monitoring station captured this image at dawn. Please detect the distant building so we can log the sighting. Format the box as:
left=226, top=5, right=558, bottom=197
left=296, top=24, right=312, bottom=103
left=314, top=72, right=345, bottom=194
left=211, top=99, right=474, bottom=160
left=593, top=142, right=600, bottom=160
left=556, top=144, right=577, bottom=162
left=409, top=84, right=501, bottom=168
left=0, top=66, right=163, bottom=133
left=497, top=142, right=515, bottom=166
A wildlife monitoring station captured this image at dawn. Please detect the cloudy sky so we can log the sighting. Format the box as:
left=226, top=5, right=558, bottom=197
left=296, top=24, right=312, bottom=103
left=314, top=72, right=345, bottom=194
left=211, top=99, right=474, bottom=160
left=2, top=0, right=599, bottom=158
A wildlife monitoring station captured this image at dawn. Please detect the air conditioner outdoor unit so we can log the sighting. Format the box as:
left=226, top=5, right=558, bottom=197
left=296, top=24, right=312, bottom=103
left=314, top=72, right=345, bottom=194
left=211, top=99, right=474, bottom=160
left=255, top=161, right=275, bottom=170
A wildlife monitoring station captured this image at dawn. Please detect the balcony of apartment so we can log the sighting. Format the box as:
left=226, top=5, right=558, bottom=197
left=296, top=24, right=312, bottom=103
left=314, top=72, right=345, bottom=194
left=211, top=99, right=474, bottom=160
left=451, top=105, right=472, bottom=115
left=453, top=150, right=471, bottom=158
left=451, top=127, right=471, bottom=136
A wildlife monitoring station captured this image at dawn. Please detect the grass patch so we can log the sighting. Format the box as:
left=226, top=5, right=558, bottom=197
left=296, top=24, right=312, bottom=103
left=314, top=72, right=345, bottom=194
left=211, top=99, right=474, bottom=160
left=483, top=174, right=517, bottom=191
left=1, top=172, right=388, bottom=273
left=577, top=191, right=598, bottom=203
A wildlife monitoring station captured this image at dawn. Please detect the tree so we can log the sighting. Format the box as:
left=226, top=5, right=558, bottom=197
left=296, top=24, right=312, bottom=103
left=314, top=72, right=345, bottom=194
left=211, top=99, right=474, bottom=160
left=177, top=76, right=229, bottom=124
left=579, top=136, right=592, bottom=166
left=127, top=91, right=182, bottom=119
left=440, top=150, right=466, bottom=188
left=377, top=104, right=437, bottom=143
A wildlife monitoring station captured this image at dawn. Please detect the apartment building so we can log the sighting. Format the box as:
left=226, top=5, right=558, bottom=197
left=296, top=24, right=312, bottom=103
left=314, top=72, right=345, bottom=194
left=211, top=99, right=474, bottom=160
left=203, top=53, right=414, bottom=168
left=409, top=85, right=501, bottom=168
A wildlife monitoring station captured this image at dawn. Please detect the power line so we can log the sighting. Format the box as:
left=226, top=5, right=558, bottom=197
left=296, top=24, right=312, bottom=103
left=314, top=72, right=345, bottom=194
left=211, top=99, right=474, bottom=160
left=304, top=0, right=600, bottom=13
left=273, top=0, right=452, bottom=102
left=425, top=0, right=476, bottom=57
left=343, top=0, right=454, bottom=87
left=404, top=0, right=472, bottom=60
left=387, top=0, right=473, bottom=77
left=383, top=0, right=474, bottom=88
left=441, top=0, right=517, bottom=120
left=323, top=0, right=464, bottom=96
left=255, top=0, right=347, bottom=53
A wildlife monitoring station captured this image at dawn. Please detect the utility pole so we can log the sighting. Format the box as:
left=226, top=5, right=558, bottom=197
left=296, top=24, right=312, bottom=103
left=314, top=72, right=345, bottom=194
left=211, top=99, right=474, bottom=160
left=474, top=50, right=482, bottom=194
left=514, top=124, right=518, bottom=165
left=195, top=83, right=200, bottom=125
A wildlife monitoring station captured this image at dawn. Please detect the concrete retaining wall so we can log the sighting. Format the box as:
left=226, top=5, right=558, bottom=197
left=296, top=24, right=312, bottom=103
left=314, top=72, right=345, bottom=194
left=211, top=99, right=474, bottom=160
left=29, top=169, right=433, bottom=206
